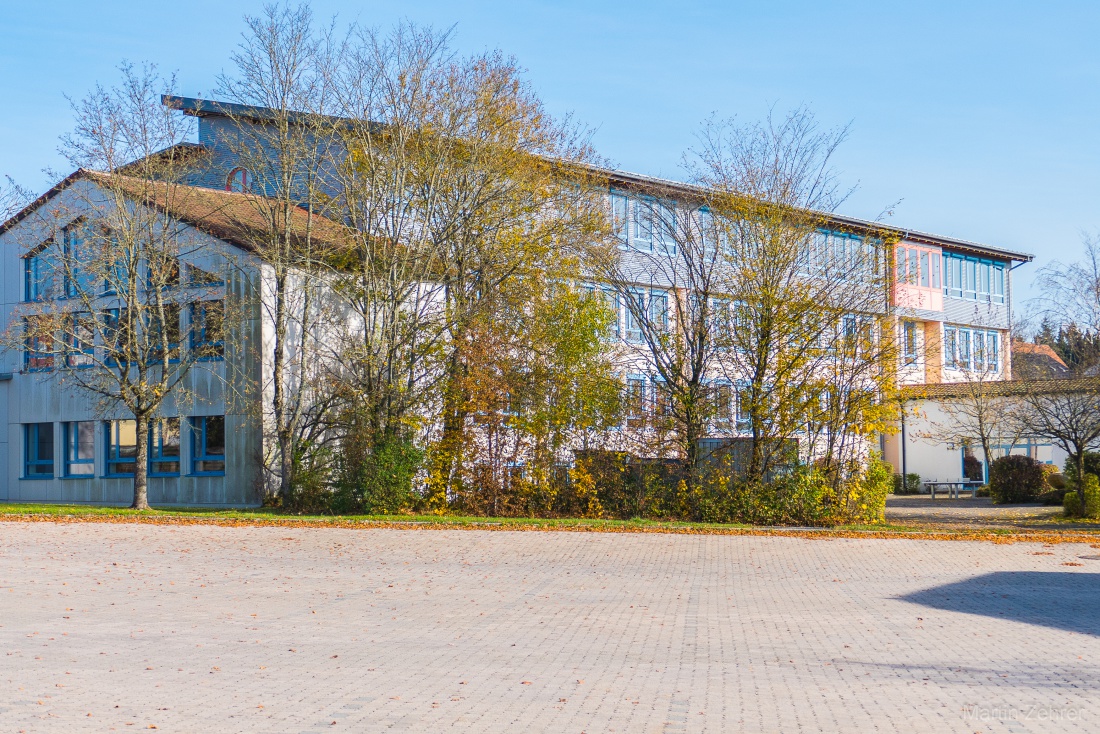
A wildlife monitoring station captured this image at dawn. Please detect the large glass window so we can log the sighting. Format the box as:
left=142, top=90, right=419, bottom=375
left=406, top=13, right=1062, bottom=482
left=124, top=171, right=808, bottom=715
left=149, top=418, right=181, bottom=476
left=23, top=316, right=54, bottom=371
left=942, top=253, right=1006, bottom=304
left=105, top=420, right=138, bottom=476
left=903, top=321, right=918, bottom=365
left=65, top=312, right=95, bottom=368
left=24, top=423, right=54, bottom=478
left=24, top=247, right=57, bottom=301
left=190, top=416, right=226, bottom=475
left=649, top=291, right=669, bottom=332
left=189, top=301, right=224, bottom=359
left=625, top=378, right=647, bottom=429
left=624, top=290, right=644, bottom=342
left=63, top=224, right=96, bottom=298
left=633, top=199, right=653, bottom=251
left=609, top=192, right=628, bottom=246
left=147, top=304, right=181, bottom=362
left=63, top=421, right=95, bottom=477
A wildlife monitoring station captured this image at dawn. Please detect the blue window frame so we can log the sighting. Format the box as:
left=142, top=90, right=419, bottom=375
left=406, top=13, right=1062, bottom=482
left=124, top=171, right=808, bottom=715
left=63, top=224, right=97, bottom=298
left=942, top=252, right=1006, bottom=304
left=24, top=423, right=54, bottom=478
left=609, top=191, right=629, bottom=247
left=63, top=421, right=95, bottom=477
left=105, top=420, right=138, bottom=477
left=147, top=304, right=181, bottom=363
left=632, top=198, right=653, bottom=252
left=624, top=289, right=645, bottom=342
left=23, top=317, right=54, bottom=371
left=903, top=321, right=919, bottom=365
left=649, top=290, right=669, bottom=332
left=189, top=301, right=224, bottom=359
left=625, top=377, right=648, bottom=429
left=149, top=418, right=181, bottom=476
left=65, top=312, right=94, bottom=368
left=190, top=416, right=226, bottom=475
left=24, top=247, right=56, bottom=301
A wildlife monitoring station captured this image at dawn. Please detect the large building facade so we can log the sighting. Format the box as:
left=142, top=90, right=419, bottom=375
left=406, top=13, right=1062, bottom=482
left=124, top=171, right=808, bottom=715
left=0, top=96, right=1037, bottom=505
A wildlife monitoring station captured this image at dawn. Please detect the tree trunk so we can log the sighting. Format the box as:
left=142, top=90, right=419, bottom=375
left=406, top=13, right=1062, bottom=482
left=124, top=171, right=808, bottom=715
left=272, top=270, right=292, bottom=499
left=1077, top=450, right=1087, bottom=505
left=131, top=413, right=150, bottom=510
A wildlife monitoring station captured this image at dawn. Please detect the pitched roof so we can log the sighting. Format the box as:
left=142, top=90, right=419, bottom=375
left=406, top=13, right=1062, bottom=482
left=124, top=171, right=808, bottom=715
left=900, top=376, right=1100, bottom=401
left=0, top=168, right=352, bottom=254
left=1013, top=341, right=1068, bottom=367
left=164, top=94, right=1035, bottom=264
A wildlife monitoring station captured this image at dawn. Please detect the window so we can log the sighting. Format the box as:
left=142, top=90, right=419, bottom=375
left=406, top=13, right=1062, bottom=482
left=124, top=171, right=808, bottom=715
left=633, top=199, right=653, bottom=251
left=652, top=377, right=673, bottom=426
left=650, top=291, right=669, bottom=332
left=712, top=383, right=733, bottom=425
left=942, top=252, right=1006, bottom=304
left=903, top=321, right=919, bottom=365
left=226, top=167, right=251, bottom=193
left=190, top=416, right=226, bottom=475
left=147, top=304, right=181, bottom=362
left=188, top=263, right=223, bottom=287
left=896, top=244, right=941, bottom=289
left=24, top=247, right=56, bottom=301
left=609, top=192, right=629, bottom=245
left=63, top=224, right=96, bottom=298
left=149, top=418, right=181, bottom=476
left=63, top=421, right=95, bottom=477
left=65, top=313, right=94, bottom=368
left=105, top=420, right=138, bottom=476
left=654, top=202, right=677, bottom=254
left=189, top=301, right=224, bottom=359
left=944, top=327, right=958, bottom=370
left=987, top=332, right=1000, bottom=372
left=23, top=317, right=54, bottom=371
left=24, top=423, right=53, bottom=478
left=624, top=290, right=645, bottom=342
left=625, top=378, right=647, bottom=429
left=958, top=329, right=971, bottom=370
left=102, top=308, right=131, bottom=367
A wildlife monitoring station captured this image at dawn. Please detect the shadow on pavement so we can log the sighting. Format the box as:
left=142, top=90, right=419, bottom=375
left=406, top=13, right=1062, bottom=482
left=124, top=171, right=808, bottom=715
left=900, top=571, right=1100, bottom=636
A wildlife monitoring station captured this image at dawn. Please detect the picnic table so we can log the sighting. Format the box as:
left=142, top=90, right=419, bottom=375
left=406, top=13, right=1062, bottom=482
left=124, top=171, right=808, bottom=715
left=923, top=480, right=981, bottom=499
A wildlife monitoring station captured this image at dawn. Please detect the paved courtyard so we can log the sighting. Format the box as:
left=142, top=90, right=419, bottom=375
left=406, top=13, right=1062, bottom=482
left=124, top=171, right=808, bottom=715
left=1, top=522, right=1098, bottom=733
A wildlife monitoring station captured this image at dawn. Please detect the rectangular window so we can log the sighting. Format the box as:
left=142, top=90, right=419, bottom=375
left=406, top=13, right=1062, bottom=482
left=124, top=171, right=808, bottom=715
left=101, top=308, right=130, bottom=366
left=713, top=383, right=733, bottom=424
left=987, top=332, right=1000, bottom=372
left=930, top=254, right=941, bottom=289
left=63, top=421, right=95, bottom=477
left=190, top=416, right=226, bottom=475
left=903, top=321, right=918, bottom=365
left=65, top=312, right=95, bottom=368
left=147, top=255, right=181, bottom=290
left=655, top=202, right=677, bottom=254
left=650, top=291, right=669, bottom=332
left=189, top=301, right=224, bottom=359
left=149, top=418, right=181, bottom=476
left=625, top=378, right=647, bottom=428
left=23, top=317, right=55, bottom=371
left=633, top=199, right=653, bottom=251
left=919, top=252, right=929, bottom=287
left=105, top=420, right=138, bottom=476
left=652, top=378, right=673, bottom=418
left=624, top=290, right=644, bottom=342
left=24, top=423, right=54, bottom=478
left=147, top=304, right=181, bottom=362
left=610, top=192, right=629, bottom=246
left=63, top=224, right=97, bottom=298
left=24, top=248, right=57, bottom=301
left=958, top=329, right=971, bottom=370
left=973, top=330, right=985, bottom=371
left=944, top=327, right=958, bottom=370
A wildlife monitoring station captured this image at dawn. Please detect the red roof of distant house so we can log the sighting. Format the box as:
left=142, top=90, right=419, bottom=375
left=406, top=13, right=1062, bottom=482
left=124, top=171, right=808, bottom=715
left=1012, top=341, right=1068, bottom=368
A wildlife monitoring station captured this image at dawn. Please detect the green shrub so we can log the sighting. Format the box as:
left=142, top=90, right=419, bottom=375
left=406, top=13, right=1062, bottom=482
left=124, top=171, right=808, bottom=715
left=988, top=454, right=1044, bottom=504
left=1037, top=488, right=1068, bottom=506
left=1064, top=452, right=1100, bottom=489
left=1041, top=464, right=1066, bottom=490
left=333, top=433, right=422, bottom=515
left=1084, top=474, right=1100, bottom=519
left=892, top=472, right=921, bottom=495
left=1064, top=490, right=1082, bottom=518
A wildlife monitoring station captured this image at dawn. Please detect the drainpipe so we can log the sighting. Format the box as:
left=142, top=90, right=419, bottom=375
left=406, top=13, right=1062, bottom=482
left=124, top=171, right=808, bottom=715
left=900, top=407, right=907, bottom=478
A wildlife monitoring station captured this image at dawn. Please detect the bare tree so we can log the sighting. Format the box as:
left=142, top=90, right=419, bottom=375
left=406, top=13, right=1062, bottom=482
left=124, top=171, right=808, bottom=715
left=691, top=108, right=897, bottom=482
left=0, top=176, right=32, bottom=221
left=1015, top=378, right=1100, bottom=503
left=211, top=2, right=344, bottom=500
left=2, top=63, right=225, bottom=509
left=1030, top=234, right=1100, bottom=373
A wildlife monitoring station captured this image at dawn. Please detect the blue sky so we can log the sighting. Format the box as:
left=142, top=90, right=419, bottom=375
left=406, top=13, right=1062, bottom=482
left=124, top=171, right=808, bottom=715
left=3, top=1, right=1098, bottom=303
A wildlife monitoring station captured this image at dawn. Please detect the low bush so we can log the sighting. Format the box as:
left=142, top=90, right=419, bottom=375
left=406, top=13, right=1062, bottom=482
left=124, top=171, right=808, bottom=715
left=892, top=472, right=921, bottom=495
left=1085, top=474, right=1100, bottom=519
left=1041, top=464, right=1066, bottom=490
left=1038, top=488, right=1068, bottom=506
left=988, top=455, right=1044, bottom=504
left=1064, top=490, right=1082, bottom=518
left=1065, top=452, right=1100, bottom=488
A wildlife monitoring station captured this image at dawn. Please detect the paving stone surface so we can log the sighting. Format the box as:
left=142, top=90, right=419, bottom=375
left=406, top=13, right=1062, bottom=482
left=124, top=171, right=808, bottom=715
left=1, top=521, right=1098, bottom=733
